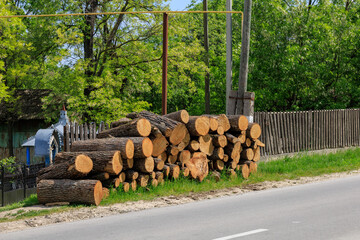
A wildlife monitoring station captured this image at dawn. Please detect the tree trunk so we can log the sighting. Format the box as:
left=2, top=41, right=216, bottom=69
left=110, top=118, right=132, bottom=128
left=97, top=118, right=151, bottom=138
left=37, top=179, right=102, bottom=206
left=71, top=138, right=134, bottom=159
left=241, top=148, right=254, bottom=160
left=37, top=154, right=93, bottom=182
left=125, top=170, right=139, bottom=180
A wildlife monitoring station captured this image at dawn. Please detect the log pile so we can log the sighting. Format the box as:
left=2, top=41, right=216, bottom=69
left=37, top=110, right=264, bottom=206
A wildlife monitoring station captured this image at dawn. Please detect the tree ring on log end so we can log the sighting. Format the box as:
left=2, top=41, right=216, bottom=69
left=94, top=181, right=103, bottom=206
left=75, top=155, right=93, bottom=174
left=136, top=118, right=152, bottom=137
left=142, top=137, right=153, bottom=157
left=195, top=117, right=210, bottom=136
left=239, top=115, right=249, bottom=131
left=169, top=124, right=187, bottom=145
left=112, top=151, right=123, bottom=174
left=125, top=139, right=134, bottom=159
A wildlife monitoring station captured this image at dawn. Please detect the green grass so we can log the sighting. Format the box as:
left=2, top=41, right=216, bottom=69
left=0, top=148, right=359, bottom=221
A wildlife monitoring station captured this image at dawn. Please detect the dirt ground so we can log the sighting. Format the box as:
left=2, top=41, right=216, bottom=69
left=1, top=169, right=360, bottom=233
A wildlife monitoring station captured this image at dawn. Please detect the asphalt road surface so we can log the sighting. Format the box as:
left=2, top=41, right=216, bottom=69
left=1, top=175, right=360, bottom=240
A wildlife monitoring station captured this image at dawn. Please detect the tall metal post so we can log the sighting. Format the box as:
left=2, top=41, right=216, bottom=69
left=236, top=0, right=252, bottom=114
left=162, top=13, right=169, bottom=115
left=203, top=0, right=210, bottom=114
left=226, top=0, right=233, bottom=115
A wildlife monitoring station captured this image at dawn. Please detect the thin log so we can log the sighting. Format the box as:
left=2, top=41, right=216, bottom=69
left=133, top=157, right=154, bottom=173
left=246, top=123, right=262, bottom=139
left=110, top=118, right=132, bottom=128
left=212, top=134, right=227, bottom=148
left=186, top=116, right=210, bottom=136
left=187, top=140, right=200, bottom=152
left=228, top=115, right=249, bottom=131
left=123, top=158, right=134, bottom=170
left=241, top=148, right=254, bottom=160
left=125, top=170, right=139, bottom=180
left=154, top=158, right=165, bottom=170
left=164, top=110, right=189, bottom=124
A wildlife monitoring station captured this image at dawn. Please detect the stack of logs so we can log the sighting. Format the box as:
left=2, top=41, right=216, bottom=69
left=37, top=110, right=264, bottom=206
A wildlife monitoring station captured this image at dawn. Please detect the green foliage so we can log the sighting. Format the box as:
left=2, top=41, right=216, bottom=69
left=0, top=157, right=16, bottom=173
left=1, top=0, right=359, bottom=123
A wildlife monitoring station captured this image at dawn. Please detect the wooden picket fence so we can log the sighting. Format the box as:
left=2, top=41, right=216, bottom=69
left=63, top=108, right=360, bottom=156
left=63, top=121, right=109, bottom=152
left=254, top=109, right=360, bottom=156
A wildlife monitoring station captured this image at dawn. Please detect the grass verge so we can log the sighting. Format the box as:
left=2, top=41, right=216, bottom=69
left=0, top=147, right=359, bottom=221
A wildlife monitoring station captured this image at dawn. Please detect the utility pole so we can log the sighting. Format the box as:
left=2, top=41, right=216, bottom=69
left=225, top=0, right=232, bottom=115
left=236, top=0, right=252, bottom=115
left=203, top=0, right=210, bottom=114
left=162, top=13, right=169, bottom=115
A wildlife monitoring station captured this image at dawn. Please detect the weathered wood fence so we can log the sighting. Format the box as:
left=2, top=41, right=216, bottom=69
left=63, top=122, right=109, bottom=152
left=63, top=109, right=360, bottom=155
left=254, top=109, right=360, bottom=156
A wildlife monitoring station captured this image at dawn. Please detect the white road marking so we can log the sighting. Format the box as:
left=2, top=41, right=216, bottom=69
left=212, top=229, right=269, bottom=240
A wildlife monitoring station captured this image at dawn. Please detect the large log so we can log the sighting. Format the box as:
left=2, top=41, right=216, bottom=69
left=241, top=148, right=254, bottom=161
left=224, top=142, right=242, bottom=161
left=185, top=152, right=209, bottom=182
left=128, top=137, right=153, bottom=158
left=71, top=138, right=134, bottom=159
left=97, top=118, right=151, bottom=138
left=186, top=116, right=210, bottom=136
left=133, top=157, right=154, bottom=173
left=228, top=115, right=249, bottom=132
left=246, top=123, right=262, bottom=139
left=37, top=154, right=93, bottom=181
left=164, top=110, right=189, bottom=124
left=55, top=151, right=122, bottom=175
left=37, top=179, right=102, bottom=206
left=207, top=114, right=230, bottom=132
left=127, top=111, right=187, bottom=145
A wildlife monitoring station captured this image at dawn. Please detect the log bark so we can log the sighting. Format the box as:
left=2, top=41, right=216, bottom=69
left=37, top=179, right=102, bottom=206
left=163, top=165, right=170, bottom=177
left=228, top=115, right=249, bottom=131
left=225, top=133, right=240, bottom=144
left=239, top=164, right=250, bottom=179
left=125, top=170, right=139, bottom=180
left=127, top=111, right=187, bottom=145
left=133, top=157, right=154, bottom=173
left=246, top=123, right=262, bottom=139
left=102, top=177, right=121, bottom=188
left=37, top=154, right=93, bottom=182
left=89, top=172, right=109, bottom=181
left=185, top=152, right=209, bottom=182
left=71, top=138, right=134, bottom=159
left=186, top=116, right=210, bottom=136
left=98, top=118, right=151, bottom=138
left=110, top=118, right=132, bottom=128
left=128, top=137, right=153, bottom=159
left=164, top=110, right=189, bottom=124
left=212, top=134, right=227, bottom=148
left=56, top=151, right=122, bottom=175
left=199, top=134, right=214, bottom=156
left=212, top=159, right=224, bottom=171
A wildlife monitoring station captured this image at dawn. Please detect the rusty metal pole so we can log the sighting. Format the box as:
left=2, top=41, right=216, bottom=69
left=162, top=12, right=169, bottom=115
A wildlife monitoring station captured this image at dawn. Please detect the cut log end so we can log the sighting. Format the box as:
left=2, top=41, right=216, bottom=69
left=247, top=123, right=262, bottom=139
left=195, top=117, right=210, bottom=136
left=136, top=118, right=152, bottom=137
left=125, top=139, right=135, bottom=159
left=169, top=124, right=187, bottom=145
left=74, top=155, right=93, bottom=174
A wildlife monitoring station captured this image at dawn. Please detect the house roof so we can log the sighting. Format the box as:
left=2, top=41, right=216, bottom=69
left=0, top=89, right=51, bottom=121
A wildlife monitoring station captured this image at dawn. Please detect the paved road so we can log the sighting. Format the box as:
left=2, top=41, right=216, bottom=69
left=1, top=175, right=360, bottom=240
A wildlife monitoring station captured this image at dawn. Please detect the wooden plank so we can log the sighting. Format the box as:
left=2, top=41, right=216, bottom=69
left=89, top=123, right=94, bottom=139
left=307, top=111, right=311, bottom=150
left=266, top=113, right=273, bottom=155
left=325, top=110, right=329, bottom=149
left=273, top=112, right=281, bottom=154
left=268, top=113, right=275, bottom=155
left=357, top=109, right=360, bottom=146
left=321, top=110, right=325, bottom=149
left=331, top=110, right=334, bottom=148
left=70, top=122, right=75, bottom=147
left=316, top=111, right=320, bottom=150
left=63, top=125, right=70, bottom=152
left=284, top=112, right=290, bottom=153
left=279, top=111, right=286, bottom=154
left=289, top=112, right=295, bottom=153
left=276, top=112, right=283, bottom=154
left=84, top=123, right=88, bottom=140
left=79, top=124, right=84, bottom=141
left=74, top=122, right=79, bottom=143
left=301, top=111, right=305, bottom=151
left=93, top=123, right=97, bottom=139
left=295, top=111, right=300, bottom=152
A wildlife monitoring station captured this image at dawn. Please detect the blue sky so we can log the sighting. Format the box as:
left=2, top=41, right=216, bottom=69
left=169, top=0, right=198, bottom=10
